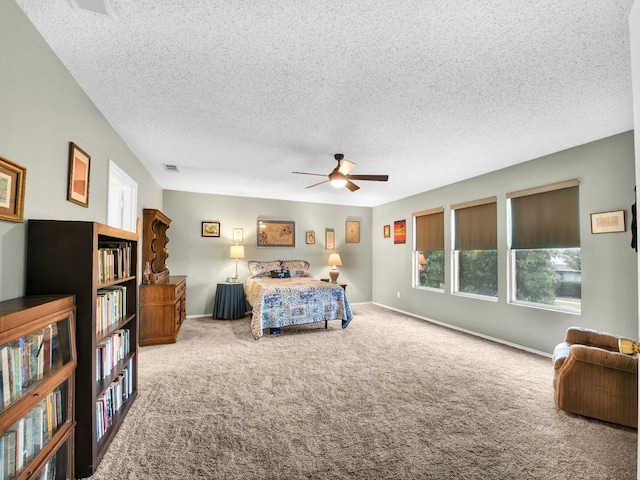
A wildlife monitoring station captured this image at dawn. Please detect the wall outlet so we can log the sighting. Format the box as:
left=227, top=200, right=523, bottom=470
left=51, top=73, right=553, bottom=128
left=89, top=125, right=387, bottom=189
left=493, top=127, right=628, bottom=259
left=397, top=291, right=400, bottom=299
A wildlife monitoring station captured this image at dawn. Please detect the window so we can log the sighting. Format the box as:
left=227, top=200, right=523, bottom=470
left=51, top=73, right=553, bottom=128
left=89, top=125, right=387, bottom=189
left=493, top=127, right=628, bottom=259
left=508, top=179, right=581, bottom=312
left=107, top=160, right=138, bottom=233
left=413, top=208, right=445, bottom=290
left=452, top=197, right=498, bottom=299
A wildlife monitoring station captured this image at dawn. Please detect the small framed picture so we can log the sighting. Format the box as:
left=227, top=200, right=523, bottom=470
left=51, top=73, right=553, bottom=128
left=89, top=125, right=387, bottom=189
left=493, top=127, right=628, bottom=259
left=0, top=155, right=26, bottom=223
left=346, top=220, right=360, bottom=243
left=67, top=142, right=91, bottom=207
left=306, top=231, right=315, bottom=244
left=383, top=224, right=391, bottom=238
left=202, top=221, right=220, bottom=237
left=233, top=228, right=244, bottom=243
left=325, top=228, right=335, bottom=250
left=394, top=219, right=406, bottom=244
left=591, top=210, right=626, bottom=234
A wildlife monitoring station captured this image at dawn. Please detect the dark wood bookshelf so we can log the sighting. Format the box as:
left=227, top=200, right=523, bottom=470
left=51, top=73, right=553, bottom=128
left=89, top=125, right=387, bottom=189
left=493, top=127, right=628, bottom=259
left=26, top=220, right=139, bottom=478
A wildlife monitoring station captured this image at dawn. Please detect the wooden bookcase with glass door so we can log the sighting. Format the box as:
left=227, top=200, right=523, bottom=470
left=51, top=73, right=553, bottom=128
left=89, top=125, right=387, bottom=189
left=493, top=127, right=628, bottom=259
left=26, top=220, right=139, bottom=478
left=0, top=294, right=76, bottom=480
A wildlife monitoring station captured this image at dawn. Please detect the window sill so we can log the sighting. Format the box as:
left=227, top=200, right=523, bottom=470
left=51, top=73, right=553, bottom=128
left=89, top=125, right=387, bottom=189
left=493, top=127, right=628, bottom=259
left=452, top=291, right=498, bottom=302
left=413, top=286, right=444, bottom=293
left=509, top=299, right=581, bottom=315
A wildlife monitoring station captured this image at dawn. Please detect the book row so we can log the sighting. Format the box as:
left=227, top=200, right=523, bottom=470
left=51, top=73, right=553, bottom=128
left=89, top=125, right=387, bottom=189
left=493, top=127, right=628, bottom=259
left=96, top=285, right=128, bottom=334
left=0, top=386, right=64, bottom=479
left=0, top=324, right=61, bottom=411
left=33, top=453, right=57, bottom=480
left=96, top=359, right=133, bottom=442
left=96, top=329, right=131, bottom=382
left=97, top=242, right=133, bottom=284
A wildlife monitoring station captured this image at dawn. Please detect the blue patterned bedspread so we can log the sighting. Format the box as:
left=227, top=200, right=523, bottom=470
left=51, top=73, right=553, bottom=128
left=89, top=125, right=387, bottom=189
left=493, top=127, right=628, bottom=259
left=245, top=277, right=353, bottom=339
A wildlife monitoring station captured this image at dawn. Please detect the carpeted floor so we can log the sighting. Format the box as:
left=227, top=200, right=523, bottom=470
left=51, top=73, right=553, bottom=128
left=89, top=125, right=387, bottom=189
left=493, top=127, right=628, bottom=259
left=87, top=304, right=637, bottom=479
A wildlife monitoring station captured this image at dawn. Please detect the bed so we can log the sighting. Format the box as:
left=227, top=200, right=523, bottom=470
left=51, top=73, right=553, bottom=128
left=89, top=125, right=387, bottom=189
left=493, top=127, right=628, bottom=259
left=245, top=260, right=353, bottom=339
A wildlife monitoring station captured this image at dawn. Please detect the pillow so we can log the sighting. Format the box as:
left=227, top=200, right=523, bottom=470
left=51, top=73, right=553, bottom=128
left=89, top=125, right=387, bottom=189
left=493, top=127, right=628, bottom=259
left=281, top=260, right=310, bottom=271
left=288, top=269, right=313, bottom=278
left=248, top=260, right=282, bottom=277
left=270, top=269, right=291, bottom=279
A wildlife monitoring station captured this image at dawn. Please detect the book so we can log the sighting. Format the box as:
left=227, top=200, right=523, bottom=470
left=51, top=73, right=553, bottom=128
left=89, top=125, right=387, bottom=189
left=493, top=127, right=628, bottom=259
left=1, top=346, right=11, bottom=407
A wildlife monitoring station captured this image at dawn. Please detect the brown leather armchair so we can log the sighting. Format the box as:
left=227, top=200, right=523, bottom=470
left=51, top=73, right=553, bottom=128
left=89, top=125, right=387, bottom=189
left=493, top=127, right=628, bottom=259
left=552, top=326, right=638, bottom=428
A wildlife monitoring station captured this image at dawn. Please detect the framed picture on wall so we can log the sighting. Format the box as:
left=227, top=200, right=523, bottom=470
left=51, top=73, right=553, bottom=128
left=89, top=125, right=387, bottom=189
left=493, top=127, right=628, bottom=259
left=0, top=155, right=26, bottom=223
left=257, top=220, right=295, bottom=247
left=325, top=228, right=335, bottom=250
left=202, top=221, right=220, bottom=237
left=394, top=219, right=406, bottom=244
left=591, top=210, right=626, bottom=234
left=67, top=142, right=91, bottom=208
left=383, top=224, right=391, bottom=238
left=346, top=220, right=360, bottom=243
left=306, top=231, right=315, bottom=244
left=233, top=228, right=244, bottom=243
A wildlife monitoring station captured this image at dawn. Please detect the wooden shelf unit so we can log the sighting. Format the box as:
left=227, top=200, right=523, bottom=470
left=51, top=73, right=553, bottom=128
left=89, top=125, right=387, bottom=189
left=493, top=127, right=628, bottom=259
left=0, top=295, right=77, bottom=480
left=26, top=221, right=138, bottom=478
left=142, top=208, right=171, bottom=284
left=140, top=209, right=187, bottom=346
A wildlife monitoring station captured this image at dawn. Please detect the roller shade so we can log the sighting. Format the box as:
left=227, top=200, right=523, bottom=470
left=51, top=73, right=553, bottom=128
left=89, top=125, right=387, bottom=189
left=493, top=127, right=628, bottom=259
left=414, top=209, right=444, bottom=251
left=510, top=184, right=579, bottom=249
left=453, top=199, right=497, bottom=251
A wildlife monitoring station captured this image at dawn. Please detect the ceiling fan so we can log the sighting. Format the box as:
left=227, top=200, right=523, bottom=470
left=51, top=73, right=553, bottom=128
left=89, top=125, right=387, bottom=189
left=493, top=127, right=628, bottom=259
left=292, top=154, right=389, bottom=192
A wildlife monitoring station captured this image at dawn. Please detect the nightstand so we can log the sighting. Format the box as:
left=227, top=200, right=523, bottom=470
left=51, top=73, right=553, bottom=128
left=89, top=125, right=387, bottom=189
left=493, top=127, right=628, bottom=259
left=320, top=278, right=347, bottom=291
left=213, top=282, right=247, bottom=319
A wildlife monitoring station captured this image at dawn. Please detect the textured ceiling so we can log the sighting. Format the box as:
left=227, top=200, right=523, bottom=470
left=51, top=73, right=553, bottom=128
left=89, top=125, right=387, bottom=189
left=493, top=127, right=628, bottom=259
left=15, top=0, right=635, bottom=207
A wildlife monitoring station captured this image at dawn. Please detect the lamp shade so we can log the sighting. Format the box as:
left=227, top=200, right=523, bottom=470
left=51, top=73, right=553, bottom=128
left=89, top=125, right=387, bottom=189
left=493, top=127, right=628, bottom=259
left=327, top=253, right=342, bottom=266
left=229, top=245, right=245, bottom=259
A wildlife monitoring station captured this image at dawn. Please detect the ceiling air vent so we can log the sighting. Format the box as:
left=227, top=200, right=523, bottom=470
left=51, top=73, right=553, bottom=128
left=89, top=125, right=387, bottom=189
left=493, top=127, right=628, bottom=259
left=68, top=0, right=115, bottom=19
left=163, top=164, right=180, bottom=173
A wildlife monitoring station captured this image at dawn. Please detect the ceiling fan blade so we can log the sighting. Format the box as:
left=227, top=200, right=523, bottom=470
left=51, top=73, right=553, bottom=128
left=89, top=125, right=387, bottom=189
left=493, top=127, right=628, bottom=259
left=306, top=179, right=330, bottom=189
left=345, top=180, right=360, bottom=192
left=292, top=171, right=327, bottom=177
left=338, top=160, right=357, bottom=175
left=347, top=174, right=389, bottom=182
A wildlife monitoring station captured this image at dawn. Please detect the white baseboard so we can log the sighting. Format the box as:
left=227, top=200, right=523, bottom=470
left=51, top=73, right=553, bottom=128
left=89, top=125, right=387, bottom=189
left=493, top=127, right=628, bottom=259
left=371, top=302, right=552, bottom=358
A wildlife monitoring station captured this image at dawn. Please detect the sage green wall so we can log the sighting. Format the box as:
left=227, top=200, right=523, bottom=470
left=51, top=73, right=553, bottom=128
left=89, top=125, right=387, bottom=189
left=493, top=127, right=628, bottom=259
left=162, top=190, right=372, bottom=316
left=0, top=0, right=163, bottom=302
left=372, top=131, right=637, bottom=354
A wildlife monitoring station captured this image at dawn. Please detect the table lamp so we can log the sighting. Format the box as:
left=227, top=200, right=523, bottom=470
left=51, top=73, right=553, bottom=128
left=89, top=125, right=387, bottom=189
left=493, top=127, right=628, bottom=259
left=327, top=252, right=342, bottom=283
left=229, top=245, right=245, bottom=283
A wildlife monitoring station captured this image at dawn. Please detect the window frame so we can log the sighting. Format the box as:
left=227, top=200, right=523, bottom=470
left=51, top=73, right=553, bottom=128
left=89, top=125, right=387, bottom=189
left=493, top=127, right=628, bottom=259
left=451, top=197, right=498, bottom=301
left=412, top=208, right=445, bottom=293
left=506, top=179, right=581, bottom=313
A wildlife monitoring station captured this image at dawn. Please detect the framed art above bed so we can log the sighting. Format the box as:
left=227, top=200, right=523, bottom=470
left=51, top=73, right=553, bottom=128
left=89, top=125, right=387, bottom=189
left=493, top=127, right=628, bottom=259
left=257, top=220, right=295, bottom=247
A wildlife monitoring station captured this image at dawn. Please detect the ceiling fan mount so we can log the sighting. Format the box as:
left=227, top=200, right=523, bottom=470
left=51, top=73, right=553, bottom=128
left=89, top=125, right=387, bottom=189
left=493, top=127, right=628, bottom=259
left=292, top=153, right=389, bottom=192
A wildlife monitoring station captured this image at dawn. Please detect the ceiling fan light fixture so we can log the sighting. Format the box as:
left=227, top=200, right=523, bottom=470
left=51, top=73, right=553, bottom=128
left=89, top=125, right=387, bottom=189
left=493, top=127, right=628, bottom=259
left=329, top=171, right=347, bottom=188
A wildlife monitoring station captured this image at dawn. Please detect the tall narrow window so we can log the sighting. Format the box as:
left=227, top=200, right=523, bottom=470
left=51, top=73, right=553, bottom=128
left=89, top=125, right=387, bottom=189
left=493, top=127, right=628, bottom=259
left=508, top=179, right=581, bottom=312
left=413, top=208, right=445, bottom=290
left=452, top=197, right=498, bottom=299
left=107, top=160, right=138, bottom=233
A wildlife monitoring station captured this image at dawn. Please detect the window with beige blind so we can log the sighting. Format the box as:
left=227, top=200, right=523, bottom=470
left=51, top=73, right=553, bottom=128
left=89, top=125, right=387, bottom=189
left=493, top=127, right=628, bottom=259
left=507, top=179, right=581, bottom=312
left=413, top=208, right=445, bottom=290
left=451, top=197, right=498, bottom=299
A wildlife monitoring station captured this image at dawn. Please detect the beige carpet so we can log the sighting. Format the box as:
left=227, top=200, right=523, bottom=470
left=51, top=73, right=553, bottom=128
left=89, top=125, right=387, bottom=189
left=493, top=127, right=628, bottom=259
left=88, top=304, right=637, bottom=479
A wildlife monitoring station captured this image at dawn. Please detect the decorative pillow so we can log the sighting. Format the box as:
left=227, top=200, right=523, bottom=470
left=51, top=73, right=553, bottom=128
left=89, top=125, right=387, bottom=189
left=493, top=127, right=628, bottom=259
left=248, top=260, right=282, bottom=277
left=280, top=260, right=310, bottom=271
left=288, top=269, right=313, bottom=278
left=270, top=269, right=291, bottom=278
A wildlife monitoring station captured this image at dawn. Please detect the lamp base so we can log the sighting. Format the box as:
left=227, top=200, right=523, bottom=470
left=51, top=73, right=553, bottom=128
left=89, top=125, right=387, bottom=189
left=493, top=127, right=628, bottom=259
left=329, top=268, right=339, bottom=284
